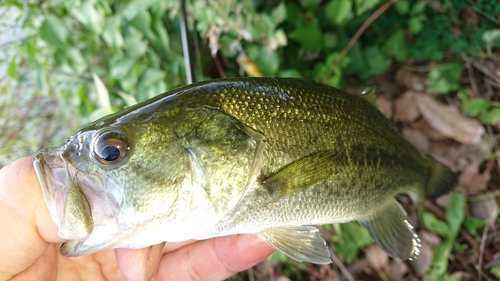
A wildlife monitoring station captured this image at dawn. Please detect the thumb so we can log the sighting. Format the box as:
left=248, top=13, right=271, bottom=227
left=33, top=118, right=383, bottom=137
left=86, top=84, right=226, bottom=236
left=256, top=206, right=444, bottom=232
left=0, top=157, right=65, bottom=279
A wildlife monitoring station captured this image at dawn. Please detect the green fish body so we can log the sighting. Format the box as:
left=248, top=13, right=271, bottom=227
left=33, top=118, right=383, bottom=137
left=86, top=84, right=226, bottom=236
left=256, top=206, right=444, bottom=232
left=34, top=78, right=457, bottom=263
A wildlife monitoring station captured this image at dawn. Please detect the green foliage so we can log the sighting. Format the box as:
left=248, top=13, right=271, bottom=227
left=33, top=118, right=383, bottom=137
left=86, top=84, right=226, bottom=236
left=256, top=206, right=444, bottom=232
left=491, top=266, right=500, bottom=278
left=426, top=62, right=463, bottom=94
left=331, top=222, right=372, bottom=263
left=461, top=95, right=500, bottom=125
left=425, top=192, right=466, bottom=280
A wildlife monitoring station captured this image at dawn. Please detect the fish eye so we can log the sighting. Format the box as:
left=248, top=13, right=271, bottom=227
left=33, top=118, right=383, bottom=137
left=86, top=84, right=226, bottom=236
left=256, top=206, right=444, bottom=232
left=93, top=131, right=129, bottom=167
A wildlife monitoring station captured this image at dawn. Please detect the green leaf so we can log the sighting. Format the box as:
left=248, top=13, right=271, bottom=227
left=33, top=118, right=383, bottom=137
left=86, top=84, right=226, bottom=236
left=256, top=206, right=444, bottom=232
left=480, top=108, right=500, bottom=125
left=138, top=67, right=165, bottom=90
left=429, top=238, right=453, bottom=277
left=252, top=48, right=280, bottom=76
left=65, top=48, right=87, bottom=73
left=491, top=266, right=500, bottom=278
left=92, top=73, right=111, bottom=111
left=354, top=0, right=379, bottom=15
left=102, top=16, right=124, bottom=52
left=394, top=0, right=410, bottom=14
left=151, top=19, right=170, bottom=53
left=360, top=45, right=390, bottom=79
left=299, top=0, right=322, bottom=10
left=333, top=222, right=372, bottom=263
left=411, top=1, right=427, bottom=14
left=278, top=69, right=303, bottom=78
left=427, top=62, right=462, bottom=94
left=289, top=25, right=323, bottom=51
left=36, top=66, right=48, bottom=92
left=326, top=0, right=353, bottom=25
left=122, top=0, right=158, bottom=21
left=124, top=31, right=148, bottom=58
left=462, top=98, right=490, bottom=116
left=463, top=217, right=485, bottom=236
left=70, top=1, right=104, bottom=35
left=424, top=212, right=450, bottom=237
left=382, top=29, right=407, bottom=62
left=408, top=16, right=424, bottom=34
left=119, top=64, right=142, bottom=91
left=129, top=10, right=152, bottom=38
left=110, top=57, right=136, bottom=80
left=39, top=16, right=69, bottom=48
left=271, top=3, right=287, bottom=24
left=116, top=92, right=138, bottom=107
left=445, top=192, right=465, bottom=235
left=6, top=54, right=17, bottom=79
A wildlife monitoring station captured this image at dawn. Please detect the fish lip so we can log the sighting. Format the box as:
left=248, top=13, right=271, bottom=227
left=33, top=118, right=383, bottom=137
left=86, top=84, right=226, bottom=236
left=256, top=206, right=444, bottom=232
left=34, top=148, right=70, bottom=236
left=34, top=146, right=125, bottom=256
left=34, top=148, right=92, bottom=241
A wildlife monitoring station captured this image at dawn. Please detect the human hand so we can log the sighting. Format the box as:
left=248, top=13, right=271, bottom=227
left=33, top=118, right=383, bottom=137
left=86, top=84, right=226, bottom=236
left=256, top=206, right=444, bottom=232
left=0, top=157, right=274, bottom=281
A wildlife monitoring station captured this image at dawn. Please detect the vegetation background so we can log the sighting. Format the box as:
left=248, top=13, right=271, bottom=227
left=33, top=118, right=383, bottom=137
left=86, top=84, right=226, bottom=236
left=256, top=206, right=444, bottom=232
left=1, top=0, right=499, bottom=280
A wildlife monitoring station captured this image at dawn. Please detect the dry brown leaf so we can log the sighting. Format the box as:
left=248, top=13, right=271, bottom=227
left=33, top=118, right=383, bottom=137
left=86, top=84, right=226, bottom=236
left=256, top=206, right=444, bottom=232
left=393, top=90, right=421, bottom=122
left=411, top=242, right=432, bottom=276
left=402, top=127, right=430, bottom=152
left=376, top=95, right=392, bottom=119
left=414, top=94, right=485, bottom=144
left=395, top=68, right=426, bottom=92
left=470, top=198, right=498, bottom=221
left=383, top=259, right=407, bottom=281
left=419, top=229, right=441, bottom=246
left=365, top=244, right=389, bottom=272
left=411, top=119, right=448, bottom=141
left=459, top=161, right=493, bottom=195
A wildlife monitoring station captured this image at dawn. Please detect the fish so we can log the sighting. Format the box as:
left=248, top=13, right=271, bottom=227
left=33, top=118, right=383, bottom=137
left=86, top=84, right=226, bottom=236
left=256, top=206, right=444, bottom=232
left=33, top=77, right=457, bottom=263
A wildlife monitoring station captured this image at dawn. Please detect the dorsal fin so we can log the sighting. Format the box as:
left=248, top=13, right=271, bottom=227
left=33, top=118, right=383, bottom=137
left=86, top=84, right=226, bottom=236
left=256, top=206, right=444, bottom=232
left=359, top=85, right=377, bottom=107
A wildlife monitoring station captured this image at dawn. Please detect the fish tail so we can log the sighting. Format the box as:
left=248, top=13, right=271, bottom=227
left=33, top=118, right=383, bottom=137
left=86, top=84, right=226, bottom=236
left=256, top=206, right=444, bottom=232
left=424, top=155, right=458, bottom=200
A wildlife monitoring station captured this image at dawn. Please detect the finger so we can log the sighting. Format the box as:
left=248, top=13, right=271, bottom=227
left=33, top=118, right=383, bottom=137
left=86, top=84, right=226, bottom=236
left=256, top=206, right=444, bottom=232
left=0, top=157, right=65, bottom=279
left=156, top=234, right=274, bottom=281
left=115, top=242, right=165, bottom=281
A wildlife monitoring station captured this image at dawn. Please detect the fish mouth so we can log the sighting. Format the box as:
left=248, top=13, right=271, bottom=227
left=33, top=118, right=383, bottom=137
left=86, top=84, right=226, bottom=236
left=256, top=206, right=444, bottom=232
left=33, top=148, right=94, bottom=240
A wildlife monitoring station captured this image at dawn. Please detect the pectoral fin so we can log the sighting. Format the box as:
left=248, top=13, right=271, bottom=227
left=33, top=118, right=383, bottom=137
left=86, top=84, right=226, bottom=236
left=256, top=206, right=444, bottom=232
left=257, top=226, right=331, bottom=264
left=358, top=198, right=421, bottom=260
left=262, top=150, right=336, bottom=199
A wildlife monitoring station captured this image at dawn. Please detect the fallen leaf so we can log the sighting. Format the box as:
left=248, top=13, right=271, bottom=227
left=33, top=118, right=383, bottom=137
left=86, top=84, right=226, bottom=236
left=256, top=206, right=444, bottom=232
left=411, top=241, right=433, bottom=276
left=365, top=244, right=389, bottom=272
left=402, top=127, right=430, bottom=152
left=395, top=68, right=426, bottom=92
left=393, top=90, right=421, bottom=122
left=411, top=119, right=448, bottom=140
left=470, top=197, right=498, bottom=221
left=419, top=229, right=441, bottom=246
left=415, top=94, right=485, bottom=144
left=383, top=259, right=407, bottom=281
left=376, top=95, right=392, bottom=119
left=459, top=160, right=493, bottom=195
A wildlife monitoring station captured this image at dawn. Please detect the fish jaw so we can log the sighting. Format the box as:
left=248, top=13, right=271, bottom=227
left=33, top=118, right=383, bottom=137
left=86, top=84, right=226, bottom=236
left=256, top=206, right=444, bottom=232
left=33, top=147, right=94, bottom=240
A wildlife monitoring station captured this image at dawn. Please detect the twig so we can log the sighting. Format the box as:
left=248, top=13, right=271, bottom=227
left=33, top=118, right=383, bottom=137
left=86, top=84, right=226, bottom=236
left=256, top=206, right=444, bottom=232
left=471, top=61, right=500, bottom=85
left=334, top=0, right=396, bottom=67
left=477, top=222, right=490, bottom=280
left=213, top=51, right=226, bottom=78
left=330, top=250, right=355, bottom=281
left=461, top=53, right=480, bottom=98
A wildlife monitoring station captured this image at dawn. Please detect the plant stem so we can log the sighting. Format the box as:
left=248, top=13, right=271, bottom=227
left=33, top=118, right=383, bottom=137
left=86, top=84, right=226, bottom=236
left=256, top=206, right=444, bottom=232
left=334, top=0, right=397, bottom=67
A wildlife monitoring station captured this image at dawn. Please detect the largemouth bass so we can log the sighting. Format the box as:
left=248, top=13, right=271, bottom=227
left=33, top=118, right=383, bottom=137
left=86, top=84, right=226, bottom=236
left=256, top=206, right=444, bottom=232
left=34, top=77, right=457, bottom=263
